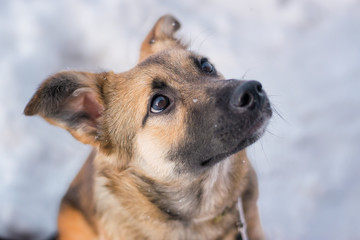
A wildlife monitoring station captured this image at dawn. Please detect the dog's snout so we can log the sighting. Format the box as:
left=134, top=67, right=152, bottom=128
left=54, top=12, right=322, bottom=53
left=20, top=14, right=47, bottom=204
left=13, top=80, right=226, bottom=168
left=230, top=80, right=264, bottom=110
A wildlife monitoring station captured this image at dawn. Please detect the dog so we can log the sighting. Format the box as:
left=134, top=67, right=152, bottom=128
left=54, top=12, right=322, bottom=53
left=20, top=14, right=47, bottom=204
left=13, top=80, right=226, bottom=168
left=24, top=15, right=272, bottom=240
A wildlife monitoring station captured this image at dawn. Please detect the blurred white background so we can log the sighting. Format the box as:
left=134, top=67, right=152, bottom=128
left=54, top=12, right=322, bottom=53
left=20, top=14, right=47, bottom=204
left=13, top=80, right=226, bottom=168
left=1, top=0, right=360, bottom=239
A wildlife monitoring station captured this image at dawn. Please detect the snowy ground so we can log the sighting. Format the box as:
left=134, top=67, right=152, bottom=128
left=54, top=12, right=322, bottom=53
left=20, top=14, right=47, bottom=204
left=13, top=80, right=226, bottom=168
left=1, top=0, right=360, bottom=239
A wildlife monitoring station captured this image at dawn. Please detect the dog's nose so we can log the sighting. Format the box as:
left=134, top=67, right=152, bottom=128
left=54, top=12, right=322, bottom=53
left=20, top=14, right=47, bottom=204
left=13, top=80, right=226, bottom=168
left=230, top=80, right=264, bottom=110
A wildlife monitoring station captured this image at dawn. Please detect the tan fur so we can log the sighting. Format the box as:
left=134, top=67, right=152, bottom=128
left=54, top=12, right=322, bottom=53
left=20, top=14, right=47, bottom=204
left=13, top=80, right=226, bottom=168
left=25, top=15, right=266, bottom=240
left=93, top=151, right=252, bottom=240
left=58, top=204, right=97, bottom=240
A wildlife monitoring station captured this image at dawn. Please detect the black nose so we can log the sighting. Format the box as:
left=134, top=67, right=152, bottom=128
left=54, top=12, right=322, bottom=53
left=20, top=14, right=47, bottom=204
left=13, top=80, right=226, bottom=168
left=230, top=80, right=264, bottom=110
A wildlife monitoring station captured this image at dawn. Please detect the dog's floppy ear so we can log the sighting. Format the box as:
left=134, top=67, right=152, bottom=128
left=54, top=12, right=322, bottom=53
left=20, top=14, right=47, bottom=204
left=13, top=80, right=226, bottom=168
left=24, top=71, right=106, bottom=146
left=139, top=14, right=186, bottom=62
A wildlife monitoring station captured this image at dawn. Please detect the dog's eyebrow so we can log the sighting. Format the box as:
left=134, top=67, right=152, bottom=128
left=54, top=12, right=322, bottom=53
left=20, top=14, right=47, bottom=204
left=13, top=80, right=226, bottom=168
left=189, top=55, right=200, bottom=67
left=152, top=80, right=167, bottom=89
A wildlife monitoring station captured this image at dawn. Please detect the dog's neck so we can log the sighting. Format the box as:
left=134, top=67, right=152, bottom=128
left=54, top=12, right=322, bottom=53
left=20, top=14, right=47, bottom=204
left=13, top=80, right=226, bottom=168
left=95, top=151, right=248, bottom=216
left=138, top=158, right=235, bottom=221
left=94, top=150, right=249, bottom=238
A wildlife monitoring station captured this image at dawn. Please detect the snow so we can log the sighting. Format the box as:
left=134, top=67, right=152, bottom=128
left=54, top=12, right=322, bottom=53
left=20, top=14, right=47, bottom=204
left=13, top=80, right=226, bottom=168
left=1, top=0, right=360, bottom=239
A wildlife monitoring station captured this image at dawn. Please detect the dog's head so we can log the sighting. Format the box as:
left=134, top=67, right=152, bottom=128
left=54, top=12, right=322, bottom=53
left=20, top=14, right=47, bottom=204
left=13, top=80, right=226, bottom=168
left=24, top=15, right=272, bottom=176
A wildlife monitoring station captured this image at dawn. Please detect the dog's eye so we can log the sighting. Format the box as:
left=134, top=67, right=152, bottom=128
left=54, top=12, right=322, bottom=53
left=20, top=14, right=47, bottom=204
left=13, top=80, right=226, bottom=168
left=150, top=95, right=170, bottom=113
left=201, top=58, right=214, bottom=74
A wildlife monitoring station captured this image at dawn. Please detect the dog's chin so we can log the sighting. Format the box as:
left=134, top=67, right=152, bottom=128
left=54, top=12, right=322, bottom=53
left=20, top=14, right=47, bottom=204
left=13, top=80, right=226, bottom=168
left=200, top=116, right=270, bottom=167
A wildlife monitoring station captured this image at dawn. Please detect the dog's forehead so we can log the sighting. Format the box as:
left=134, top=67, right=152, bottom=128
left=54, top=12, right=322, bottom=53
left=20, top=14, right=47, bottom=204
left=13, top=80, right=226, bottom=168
left=135, top=49, right=205, bottom=85
left=139, top=49, right=196, bottom=68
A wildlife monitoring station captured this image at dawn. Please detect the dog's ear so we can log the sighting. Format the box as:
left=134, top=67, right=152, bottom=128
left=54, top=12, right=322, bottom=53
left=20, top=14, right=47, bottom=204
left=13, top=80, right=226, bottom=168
left=24, top=71, right=106, bottom=146
left=139, top=14, right=186, bottom=62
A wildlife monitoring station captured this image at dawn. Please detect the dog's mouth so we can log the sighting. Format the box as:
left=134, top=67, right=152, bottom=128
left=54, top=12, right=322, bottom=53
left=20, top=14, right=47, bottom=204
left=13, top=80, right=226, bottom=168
left=200, top=115, right=270, bottom=167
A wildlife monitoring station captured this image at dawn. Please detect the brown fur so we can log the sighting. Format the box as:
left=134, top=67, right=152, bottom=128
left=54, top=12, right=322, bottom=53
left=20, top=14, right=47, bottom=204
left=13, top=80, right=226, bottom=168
left=24, top=15, right=269, bottom=239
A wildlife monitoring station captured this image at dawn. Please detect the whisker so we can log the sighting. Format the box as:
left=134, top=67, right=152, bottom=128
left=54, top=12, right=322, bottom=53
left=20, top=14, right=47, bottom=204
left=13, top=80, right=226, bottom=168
left=259, top=138, right=270, bottom=166
left=267, top=94, right=281, bottom=98
left=271, top=103, right=288, bottom=124
left=241, top=69, right=250, bottom=80
left=195, top=36, right=208, bottom=53
left=189, top=31, right=213, bottom=53
left=266, top=129, right=280, bottom=138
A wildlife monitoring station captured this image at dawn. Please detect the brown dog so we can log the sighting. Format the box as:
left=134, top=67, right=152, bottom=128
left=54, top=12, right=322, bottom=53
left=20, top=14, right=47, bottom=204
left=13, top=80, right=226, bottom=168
left=24, top=15, right=271, bottom=240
